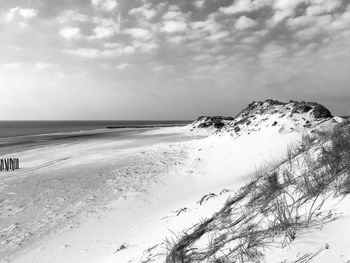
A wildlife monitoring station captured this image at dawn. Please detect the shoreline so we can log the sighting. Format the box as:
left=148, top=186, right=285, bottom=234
left=0, top=124, right=189, bottom=155
left=0, top=121, right=191, bottom=140
left=0, top=126, right=204, bottom=262
left=1, top=123, right=303, bottom=263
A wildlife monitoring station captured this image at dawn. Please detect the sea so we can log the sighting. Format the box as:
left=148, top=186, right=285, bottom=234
left=0, top=121, right=191, bottom=139
left=0, top=121, right=191, bottom=153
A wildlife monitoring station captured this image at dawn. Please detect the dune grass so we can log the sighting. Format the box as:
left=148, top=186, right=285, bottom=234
left=165, top=120, right=350, bottom=263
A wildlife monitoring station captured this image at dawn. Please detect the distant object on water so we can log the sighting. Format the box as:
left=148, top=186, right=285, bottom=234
left=0, top=158, right=20, bottom=171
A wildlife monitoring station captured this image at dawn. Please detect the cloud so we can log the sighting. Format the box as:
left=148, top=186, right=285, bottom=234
left=8, top=45, right=23, bottom=51
left=259, top=42, right=288, bottom=66
left=123, top=46, right=136, bottom=54
left=90, top=17, right=120, bottom=39
left=328, top=8, right=350, bottom=30
left=132, top=41, right=158, bottom=52
left=269, top=0, right=305, bottom=25
left=58, top=16, right=120, bottom=40
left=58, top=10, right=89, bottom=23
left=124, top=28, right=153, bottom=40
left=160, top=7, right=188, bottom=34
left=190, top=14, right=222, bottom=35
left=106, top=39, right=157, bottom=54
left=129, top=4, right=157, bottom=20
left=220, top=0, right=254, bottom=15
left=93, top=26, right=115, bottom=38
left=18, top=8, right=38, bottom=19
left=150, top=63, right=173, bottom=73
left=163, top=9, right=182, bottom=20
left=286, top=14, right=332, bottom=40
left=4, top=7, right=38, bottom=22
left=162, top=20, right=187, bottom=33
left=59, top=26, right=82, bottom=40
left=116, top=63, right=132, bottom=70
left=55, top=72, right=67, bottom=79
left=65, top=48, right=112, bottom=58
left=34, top=63, right=54, bottom=70
left=104, top=43, right=136, bottom=54
left=306, top=0, right=342, bottom=16
left=207, top=30, right=230, bottom=41
left=194, top=0, right=206, bottom=9
left=65, top=43, right=137, bottom=58
left=235, top=16, right=258, bottom=30
left=286, top=15, right=314, bottom=30
left=166, top=35, right=186, bottom=44
left=1, top=7, right=38, bottom=27
left=91, top=0, right=118, bottom=12
left=219, top=0, right=273, bottom=15
left=0, top=62, right=23, bottom=69
left=294, top=26, right=322, bottom=40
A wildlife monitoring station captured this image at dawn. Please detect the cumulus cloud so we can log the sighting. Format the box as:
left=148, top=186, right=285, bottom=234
left=235, top=16, right=258, bottom=30
left=163, top=8, right=184, bottom=20
left=124, top=28, right=153, bottom=40
left=91, top=0, right=118, bottom=12
left=191, top=16, right=222, bottom=34
left=2, top=0, right=350, bottom=119
left=160, top=7, right=188, bottom=34
left=294, top=26, right=322, bottom=40
left=58, top=10, right=89, bottom=23
left=0, top=62, right=23, bottom=69
left=65, top=42, right=138, bottom=58
left=259, top=42, right=288, bottom=67
left=328, top=8, right=350, bottom=30
left=89, top=17, right=120, bottom=39
left=1, top=7, right=38, bottom=27
left=286, top=15, right=315, bottom=30
left=123, top=46, right=136, bottom=54
left=34, top=63, right=54, bottom=70
left=116, top=63, right=132, bottom=70
left=65, top=48, right=114, bottom=58
left=4, top=7, right=38, bottom=22
left=207, top=30, right=230, bottom=41
left=306, top=0, right=342, bottom=16
left=58, top=15, right=120, bottom=40
left=93, top=26, right=114, bottom=38
left=8, top=45, right=23, bottom=51
left=162, top=20, right=187, bottom=33
left=104, top=43, right=136, bottom=54
left=287, top=14, right=332, bottom=38
left=131, top=40, right=158, bottom=53
left=269, top=0, right=305, bottom=25
left=220, top=0, right=272, bottom=15
left=59, top=26, right=82, bottom=40
left=129, top=4, right=157, bottom=20
left=166, top=35, right=186, bottom=44
left=220, top=0, right=254, bottom=14
left=194, top=0, right=205, bottom=9
left=150, top=64, right=173, bottom=73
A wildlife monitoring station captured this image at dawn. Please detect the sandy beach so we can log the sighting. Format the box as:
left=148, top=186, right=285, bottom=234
left=2, top=99, right=350, bottom=263
left=0, top=126, right=202, bottom=262
left=0, top=121, right=301, bottom=263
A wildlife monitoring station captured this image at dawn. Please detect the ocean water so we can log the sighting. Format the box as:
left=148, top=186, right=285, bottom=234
left=0, top=120, right=191, bottom=154
left=0, top=121, right=190, bottom=139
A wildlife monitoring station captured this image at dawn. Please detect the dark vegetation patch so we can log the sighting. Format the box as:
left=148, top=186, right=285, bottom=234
left=195, top=116, right=234, bottom=129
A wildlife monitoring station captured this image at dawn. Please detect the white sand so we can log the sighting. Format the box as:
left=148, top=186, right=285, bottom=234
left=2, top=120, right=347, bottom=263
left=107, top=125, right=302, bottom=263
left=0, top=124, right=297, bottom=263
left=0, top=127, right=198, bottom=262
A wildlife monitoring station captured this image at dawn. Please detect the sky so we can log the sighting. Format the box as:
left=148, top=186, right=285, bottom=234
left=0, top=0, right=349, bottom=120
